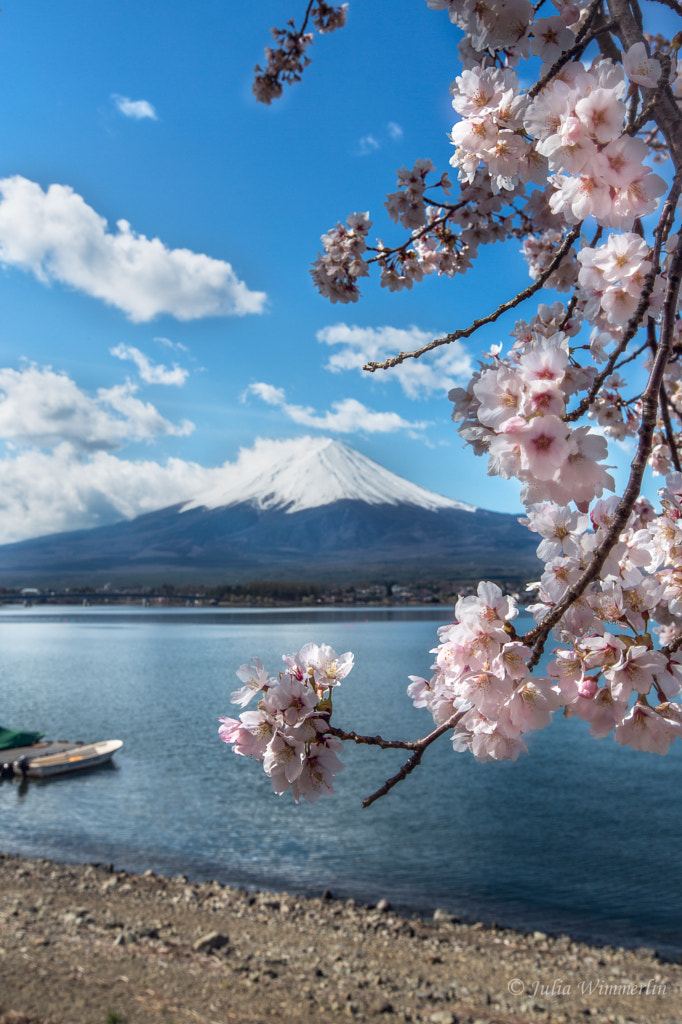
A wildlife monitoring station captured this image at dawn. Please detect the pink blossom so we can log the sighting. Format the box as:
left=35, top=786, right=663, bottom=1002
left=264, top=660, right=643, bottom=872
left=623, top=43, right=661, bottom=88
left=614, top=703, right=677, bottom=754
left=232, top=658, right=271, bottom=708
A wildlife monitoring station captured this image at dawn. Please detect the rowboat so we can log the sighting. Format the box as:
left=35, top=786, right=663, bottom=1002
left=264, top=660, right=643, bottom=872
left=14, top=739, right=123, bottom=778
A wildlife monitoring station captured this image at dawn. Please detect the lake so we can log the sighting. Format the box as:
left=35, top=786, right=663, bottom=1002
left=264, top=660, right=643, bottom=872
left=0, top=604, right=681, bottom=958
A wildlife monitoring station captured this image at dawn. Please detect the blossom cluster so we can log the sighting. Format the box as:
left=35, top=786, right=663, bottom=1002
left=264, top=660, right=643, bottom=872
left=310, top=211, right=371, bottom=303
left=407, top=477, right=682, bottom=761
left=219, top=643, right=353, bottom=802
left=244, top=0, right=682, bottom=799
left=309, top=36, right=670, bottom=301
left=407, top=582, right=560, bottom=762
left=577, top=233, right=656, bottom=328
left=253, top=2, right=347, bottom=105
left=450, top=318, right=614, bottom=508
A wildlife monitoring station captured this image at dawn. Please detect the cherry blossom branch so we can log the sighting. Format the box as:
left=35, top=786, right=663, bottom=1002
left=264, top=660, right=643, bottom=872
left=528, top=5, right=613, bottom=101
left=253, top=1, right=347, bottom=104
left=627, top=53, right=673, bottom=134
left=659, top=381, right=681, bottom=472
left=565, top=174, right=682, bottom=422
left=357, top=712, right=466, bottom=808
left=525, top=230, right=682, bottom=668
left=327, top=725, right=420, bottom=750
left=363, top=225, right=580, bottom=372
left=365, top=199, right=468, bottom=262
left=608, top=0, right=682, bottom=163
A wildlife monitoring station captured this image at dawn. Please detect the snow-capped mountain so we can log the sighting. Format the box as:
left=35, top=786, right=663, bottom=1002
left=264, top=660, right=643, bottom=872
left=0, top=437, right=538, bottom=586
left=180, top=436, right=475, bottom=515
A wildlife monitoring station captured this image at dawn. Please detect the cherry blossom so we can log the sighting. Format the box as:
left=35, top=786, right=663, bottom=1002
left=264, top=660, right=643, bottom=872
left=241, top=0, right=682, bottom=804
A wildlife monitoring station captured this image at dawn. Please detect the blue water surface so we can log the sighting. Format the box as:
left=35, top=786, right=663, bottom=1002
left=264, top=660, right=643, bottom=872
left=0, top=604, right=680, bottom=957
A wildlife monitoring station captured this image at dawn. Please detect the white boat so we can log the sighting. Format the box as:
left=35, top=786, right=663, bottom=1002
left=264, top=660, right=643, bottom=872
left=15, top=739, right=123, bottom=778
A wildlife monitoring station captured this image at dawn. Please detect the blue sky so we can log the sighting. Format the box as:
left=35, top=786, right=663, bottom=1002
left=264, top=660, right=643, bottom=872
left=0, top=0, right=650, bottom=542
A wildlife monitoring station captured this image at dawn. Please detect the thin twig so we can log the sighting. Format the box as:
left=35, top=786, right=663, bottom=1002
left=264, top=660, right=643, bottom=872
left=299, top=0, right=317, bottom=35
left=528, top=6, right=613, bottom=101
left=364, top=225, right=580, bottom=372
left=365, top=200, right=468, bottom=263
left=360, top=712, right=466, bottom=808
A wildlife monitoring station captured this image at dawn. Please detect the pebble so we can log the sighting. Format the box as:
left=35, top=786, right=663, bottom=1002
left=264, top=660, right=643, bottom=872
left=1, top=852, right=681, bottom=1024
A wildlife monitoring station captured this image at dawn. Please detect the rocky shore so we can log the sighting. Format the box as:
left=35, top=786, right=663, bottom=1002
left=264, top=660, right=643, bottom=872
left=0, top=852, right=680, bottom=1024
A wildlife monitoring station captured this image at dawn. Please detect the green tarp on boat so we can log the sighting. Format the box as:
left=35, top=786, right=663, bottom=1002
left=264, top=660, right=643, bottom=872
left=0, top=727, right=44, bottom=750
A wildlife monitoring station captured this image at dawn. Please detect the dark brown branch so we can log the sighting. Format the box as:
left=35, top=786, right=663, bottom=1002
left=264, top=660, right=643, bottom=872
left=360, top=712, right=466, bottom=808
left=299, top=0, right=318, bottom=34
left=328, top=725, right=419, bottom=750
left=608, top=0, right=682, bottom=165
left=524, top=230, right=682, bottom=668
left=659, top=380, right=681, bottom=472
left=663, top=633, right=682, bottom=656
left=365, top=200, right=468, bottom=263
left=364, top=225, right=580, bottom=372
left=651, top=315, right=682, bottom=472
left=627, top=53, right=673, bottom=134
left=613, top=338, right=649, bottom=372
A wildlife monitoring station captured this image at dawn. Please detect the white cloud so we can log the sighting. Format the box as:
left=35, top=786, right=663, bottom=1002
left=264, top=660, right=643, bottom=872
left=357, top=134, right=380, bottom=155
left=0, top=445, right=223, bottom=543
left=387, top=121, right=404, bottom=140
left=111, top=343, right=189, bottom=386
left=112, top=94, right=158, bottom=120
left=154, top=335, right=188, bottom=353
left=0, top=176, right=267, bottom=321
left=317, top=324, right=474, bottom=399
left=248, top=381, right=429, bottom=435
left=0, top=364, right=193, bottom=452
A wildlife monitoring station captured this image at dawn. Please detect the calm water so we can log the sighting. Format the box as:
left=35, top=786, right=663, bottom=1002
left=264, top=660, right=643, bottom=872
left=1, top=604, right=681, bottom=957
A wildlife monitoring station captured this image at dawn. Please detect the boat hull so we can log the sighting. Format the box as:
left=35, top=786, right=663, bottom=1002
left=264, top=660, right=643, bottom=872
left=17, top=740, right=123, bottom=778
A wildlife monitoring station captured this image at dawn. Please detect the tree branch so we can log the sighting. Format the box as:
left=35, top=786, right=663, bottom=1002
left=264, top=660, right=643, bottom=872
left=565, top=175, right=682, bottom=422
left=363, top=225, right=580, bottom=372
left=528, top=4, right=612, bottom=101
left=328, top=725, right=420, bottom=750
left=359, top=711, right=466, bottom=808
left=524, top=229, right=682, bottom=668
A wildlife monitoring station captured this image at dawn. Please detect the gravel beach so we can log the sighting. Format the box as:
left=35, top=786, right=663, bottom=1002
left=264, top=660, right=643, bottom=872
left=0, top=852, right=680, bottom=1024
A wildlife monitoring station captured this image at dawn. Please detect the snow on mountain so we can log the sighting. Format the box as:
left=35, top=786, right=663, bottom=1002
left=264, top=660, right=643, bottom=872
left=180, top=436, right=476, bottom=515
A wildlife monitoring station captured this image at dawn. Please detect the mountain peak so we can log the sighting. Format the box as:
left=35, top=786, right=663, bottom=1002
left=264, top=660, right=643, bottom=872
left=180, top=436, right=476, bottom=515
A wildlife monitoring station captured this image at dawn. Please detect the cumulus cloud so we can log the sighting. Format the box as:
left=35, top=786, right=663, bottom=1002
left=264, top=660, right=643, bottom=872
left=0, top=364, right=193, bottom=451
left=112, top=94, right=158, bottom=120
left=248, top=381, right=429, bottom=435
left=387, top=121, right=404, bottom=140
left=317, top=324, right=474, bottom=399
left=0, top=176, right=267, bottom=321
left=111, top=343, right=189, bottom=386
left=0, top=445, right=224, bottom=544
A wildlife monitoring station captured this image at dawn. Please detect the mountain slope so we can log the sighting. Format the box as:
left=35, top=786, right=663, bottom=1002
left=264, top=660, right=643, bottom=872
left=0, top=438, right=538, bottom=586
left=181, top=436, right=474, bottom=514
